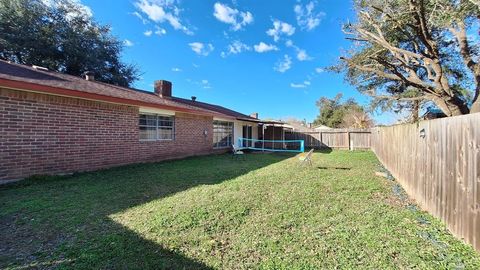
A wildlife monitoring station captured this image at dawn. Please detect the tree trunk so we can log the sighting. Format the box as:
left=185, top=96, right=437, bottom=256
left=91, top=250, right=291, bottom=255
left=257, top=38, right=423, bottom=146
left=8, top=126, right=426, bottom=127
left=471, top=84, right=480, bottom=114
left=471, top=101, right=480, bottom=113
left=411, top=100, right=419, bottom=123
left=431, top=95, right=470, bottom=116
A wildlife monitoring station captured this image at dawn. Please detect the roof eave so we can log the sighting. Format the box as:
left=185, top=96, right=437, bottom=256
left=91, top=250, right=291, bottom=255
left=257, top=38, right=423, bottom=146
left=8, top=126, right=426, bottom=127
left=0, top=78, right=235, bottom=118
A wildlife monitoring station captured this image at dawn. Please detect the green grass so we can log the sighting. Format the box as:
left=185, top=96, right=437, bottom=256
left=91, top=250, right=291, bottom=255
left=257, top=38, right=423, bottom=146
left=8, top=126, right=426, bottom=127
left=1, top=151, right=479, bottom=269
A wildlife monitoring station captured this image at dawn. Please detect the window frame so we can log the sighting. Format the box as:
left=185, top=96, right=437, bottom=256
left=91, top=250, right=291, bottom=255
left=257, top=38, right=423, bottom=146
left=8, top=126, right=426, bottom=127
left=139, top=113, right=175, bottom=141
left=213, top=120, right=234, bottom=149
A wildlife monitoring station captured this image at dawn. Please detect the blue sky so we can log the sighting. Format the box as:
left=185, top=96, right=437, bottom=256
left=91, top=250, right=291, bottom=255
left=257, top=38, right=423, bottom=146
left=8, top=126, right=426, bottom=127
left=81, top=0, right=397, bottom=124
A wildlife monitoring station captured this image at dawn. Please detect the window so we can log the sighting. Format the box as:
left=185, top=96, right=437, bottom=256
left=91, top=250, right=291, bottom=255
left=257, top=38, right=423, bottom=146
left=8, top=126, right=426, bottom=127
left=139, top=113, right=174, bottom=141
left=213, top=120, right=234, bottom=148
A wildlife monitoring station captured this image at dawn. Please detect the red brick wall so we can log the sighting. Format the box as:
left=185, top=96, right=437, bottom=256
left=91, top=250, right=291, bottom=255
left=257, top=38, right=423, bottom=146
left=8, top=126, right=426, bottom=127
left=0, top=88, right=217, bottom=180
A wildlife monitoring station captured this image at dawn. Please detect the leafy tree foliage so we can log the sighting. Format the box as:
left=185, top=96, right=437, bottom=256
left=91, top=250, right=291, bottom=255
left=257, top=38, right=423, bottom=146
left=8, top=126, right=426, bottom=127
left=313, top=93, right=372, bottom=128
left=0, top=0, right=139, bottom=87
left=339, top=0, right=480, bottom=116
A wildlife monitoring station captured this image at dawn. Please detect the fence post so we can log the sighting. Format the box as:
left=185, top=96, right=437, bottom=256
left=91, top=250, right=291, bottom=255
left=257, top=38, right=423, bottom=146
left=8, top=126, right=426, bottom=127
left=319, top=131, right=322, bottom=148
left=348, top=131, right=352, bottom=150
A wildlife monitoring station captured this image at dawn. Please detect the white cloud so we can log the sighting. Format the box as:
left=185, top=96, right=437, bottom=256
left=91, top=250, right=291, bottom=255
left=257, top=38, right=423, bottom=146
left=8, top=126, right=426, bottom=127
left=213, top=2, right=253, bottom=31
left=144, top=30, right=153, bottom=36
left=135, top=0, right=193, bottom=35
left=154, top=26, right=167, bottom=36
left=304, top=81, right=311, bottom=85
left=315, top=67, right=324, bottom=73
left=201, top=79, right=211, bottom=89
left=221, top=40, right=251, bottom=57
left=132, top=11, right=149, bottom=24
left=187, top=78, right=212, bottom=89
left=294, top=1, right=325, bottom=31
left=189, top=42, right=215, bottom=56
left=290, top=83, right=307, bottom=88
left=274, top=55, right=292, bottom=73
left=254, top=42, right=278, bottom=53
left=285, top=40, right=311, bottom=61
left=171, top=67, right=182, bottom=72
left=124, top=39, right=134, bottom=47
left=296, top=49, right=309, bottom=61
left=267, top=20, right=295, bottom=42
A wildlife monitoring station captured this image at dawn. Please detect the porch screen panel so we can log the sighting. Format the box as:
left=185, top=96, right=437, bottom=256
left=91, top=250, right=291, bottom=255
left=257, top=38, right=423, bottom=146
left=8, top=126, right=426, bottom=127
left=213, top=120, right=233, bottom=148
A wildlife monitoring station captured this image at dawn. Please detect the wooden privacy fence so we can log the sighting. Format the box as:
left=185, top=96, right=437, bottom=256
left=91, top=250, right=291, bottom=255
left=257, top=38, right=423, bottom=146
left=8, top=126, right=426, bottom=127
left=371, top=113, right=480, bottom=251
left=285, top=129, right=371, bottom=150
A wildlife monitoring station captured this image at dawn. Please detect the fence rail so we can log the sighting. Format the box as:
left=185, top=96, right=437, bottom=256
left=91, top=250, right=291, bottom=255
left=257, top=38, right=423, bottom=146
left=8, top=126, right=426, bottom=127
left=371, top=113, right=480, bottom=251
left=285, top=129, right=371, bottom=150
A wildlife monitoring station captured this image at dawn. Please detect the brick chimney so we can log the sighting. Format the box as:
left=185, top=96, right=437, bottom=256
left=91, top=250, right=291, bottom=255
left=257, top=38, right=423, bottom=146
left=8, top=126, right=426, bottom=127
left=250, top=112, right=258, bottom=119
left=154, top=80, right=172, bottom=98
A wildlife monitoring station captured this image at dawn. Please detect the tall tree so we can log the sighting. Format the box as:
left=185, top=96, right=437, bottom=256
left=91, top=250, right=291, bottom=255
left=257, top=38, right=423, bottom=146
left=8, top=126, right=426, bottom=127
left=339, top=0, right=480, bottom=116
left=0, top=0, right=139, bottom=87
left=341, top=110, right=374, bottom=128
left=313, top=93, right=370, bottom=128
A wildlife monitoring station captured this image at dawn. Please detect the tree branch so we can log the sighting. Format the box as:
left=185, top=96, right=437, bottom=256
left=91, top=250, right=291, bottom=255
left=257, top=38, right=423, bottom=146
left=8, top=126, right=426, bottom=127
left=450, top=21, right=479, bottom=75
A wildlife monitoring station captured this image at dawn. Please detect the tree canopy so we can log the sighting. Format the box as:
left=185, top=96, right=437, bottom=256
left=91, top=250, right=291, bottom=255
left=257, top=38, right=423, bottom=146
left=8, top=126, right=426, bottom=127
left=0, top=0, right=139, bottom=87
left=313, top=93, right=373, bottom=128
left=339, top=0, right=480, bottom=116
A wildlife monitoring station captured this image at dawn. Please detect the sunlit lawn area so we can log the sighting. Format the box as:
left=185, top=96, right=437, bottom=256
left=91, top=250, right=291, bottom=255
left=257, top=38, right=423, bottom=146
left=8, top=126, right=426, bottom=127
left=1, top=151, right=479, bottom=269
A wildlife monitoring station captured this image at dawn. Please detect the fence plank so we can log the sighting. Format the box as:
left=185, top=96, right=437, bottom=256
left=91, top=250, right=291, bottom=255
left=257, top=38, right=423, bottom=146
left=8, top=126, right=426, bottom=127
left=285, top=129, right=371, bottom=150
left=371, top=113, right=480, bottom=252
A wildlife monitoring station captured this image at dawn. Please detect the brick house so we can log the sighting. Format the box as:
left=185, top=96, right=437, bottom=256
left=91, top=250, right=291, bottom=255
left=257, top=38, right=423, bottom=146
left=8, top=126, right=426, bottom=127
left=0, top=60, right=264, bottom=181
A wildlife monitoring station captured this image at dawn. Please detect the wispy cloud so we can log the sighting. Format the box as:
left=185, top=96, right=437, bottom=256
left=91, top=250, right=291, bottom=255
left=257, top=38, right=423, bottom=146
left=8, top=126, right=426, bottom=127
left=201, top=79, right=211, bottom=89
left=253, top=42, right=278, bottom=53
left=143, top=30, right=153, bottom=36
left=132, top=11, right=149, bottom=24
left=124, top=39, right=134, bottom=47
left=213, top=2, right=253, bottom=31
left=296, top=49, right=309, bottom=61
left=315, top=67, right=324, bottom=73
left=154, top=26, right=167, bottom=36
left=187, top=78, right=212, bottom=89
left=171, top=67, right=182, bottom=72
left=290, top=83, right=307, bottom=88
left=267, top=20, right=295, bottom=42
left=221, top=40, right=251, bottom=57
left=189, top=42, right=214, bottom=56
left=286, top=40, right=312, bottom=61
left=274, top=55, right=292, bottom=73
left=134, top=0, right=193, bottom=35
left=294, top=1, right=325, bottom=31
left=200, top=79, right=212, bottom=89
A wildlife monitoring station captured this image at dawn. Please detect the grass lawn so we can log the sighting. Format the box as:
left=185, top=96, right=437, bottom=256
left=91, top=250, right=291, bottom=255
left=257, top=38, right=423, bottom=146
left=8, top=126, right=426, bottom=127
left=1, top=150, right=479, bottom=269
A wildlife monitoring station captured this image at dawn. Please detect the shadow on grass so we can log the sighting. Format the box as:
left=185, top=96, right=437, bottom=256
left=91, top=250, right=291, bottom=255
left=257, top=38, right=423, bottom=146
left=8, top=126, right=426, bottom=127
left=317, top=166, right=352, bottom=170
left=310, top=147, right=333, bottom=154
left=0, top=153, right=294, bottom=269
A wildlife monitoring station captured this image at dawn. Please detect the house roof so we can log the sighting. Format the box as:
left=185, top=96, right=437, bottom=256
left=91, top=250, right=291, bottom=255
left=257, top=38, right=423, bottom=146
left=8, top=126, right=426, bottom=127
left=313, top=124, right=332, bottom=130
left=0, top=60, right=257, bottom=121
left=286, top=122, right=314, bottom=132
left=171, top=97, right=259, bottom=122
